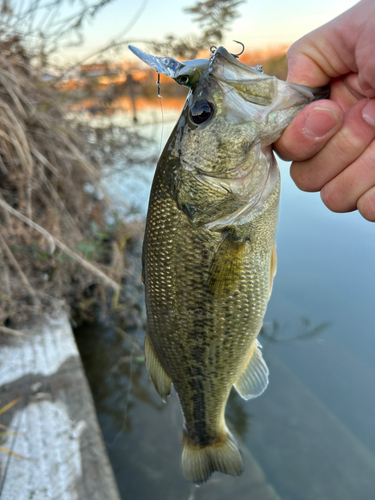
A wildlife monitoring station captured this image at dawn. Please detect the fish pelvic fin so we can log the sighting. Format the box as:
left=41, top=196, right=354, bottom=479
left=234, top=339, right=269, bottom=400
left=181, top=430, right=243, bottom=485
left=144, top=334, right=171, bottom=402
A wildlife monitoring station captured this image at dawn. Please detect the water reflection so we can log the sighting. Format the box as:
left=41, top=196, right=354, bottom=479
left=75, top=325, right=166, bottom=438
left=226, top=390, right=251, bottom=442
left=260, top=317, right=331, bottom=344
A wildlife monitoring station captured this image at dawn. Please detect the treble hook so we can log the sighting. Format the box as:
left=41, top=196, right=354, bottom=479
left=231, top=40, right=245, bottom=58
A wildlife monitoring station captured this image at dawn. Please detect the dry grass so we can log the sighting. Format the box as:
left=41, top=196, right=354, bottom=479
left=0, top=38, right=132, bottom=326
left=0, top=398, right=25, bottom=459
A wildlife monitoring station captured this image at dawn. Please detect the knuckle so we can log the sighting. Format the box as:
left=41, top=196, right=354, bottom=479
left=336, top=126, right=367, bottom=158
left=320, top=183, right=345, bottom=212
left=290, top=163, right=321, bottom=192
left=286, top=44, right=297, bottom=62
left=286, top=36, right=308, bottom=60
left=275, top=133, right=305, bottom=162
left=358, top=192, right=375, bottom=222
left=274, top=138, right=293, bottom=162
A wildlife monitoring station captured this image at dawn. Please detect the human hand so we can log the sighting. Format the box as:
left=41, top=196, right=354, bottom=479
left=274, top=0, right=375, bottom=222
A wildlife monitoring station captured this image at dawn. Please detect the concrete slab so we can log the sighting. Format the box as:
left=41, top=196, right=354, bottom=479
left=0, top=312, right=120, bottom=500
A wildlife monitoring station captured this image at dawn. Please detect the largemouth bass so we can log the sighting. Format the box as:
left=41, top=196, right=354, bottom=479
left=129, top=45, right=329, bottom=484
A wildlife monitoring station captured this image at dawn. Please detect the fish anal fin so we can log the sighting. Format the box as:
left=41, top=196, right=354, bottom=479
left=234, top=339, right=269, bottom=400
left=269, top=242, right=277, bottom=298
left=181, top=429, right=243, bottom=485
left=145, top=334, right=171, bottom=402
left=207, top=231, right=246, bottom=297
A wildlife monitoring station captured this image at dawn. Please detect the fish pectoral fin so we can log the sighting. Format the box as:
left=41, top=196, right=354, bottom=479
left=269, top=242, right=277, bottom=298
left=234, top=339, right=269, bottom=400
left=144, top=334, right=172, bottom=402
left=207, top=231, right=246, bottom=297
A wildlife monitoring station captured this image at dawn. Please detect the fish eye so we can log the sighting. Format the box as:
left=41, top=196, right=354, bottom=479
left=190, top=100, right=214, bottom=124
left=178, top=75, right=190, bottom=85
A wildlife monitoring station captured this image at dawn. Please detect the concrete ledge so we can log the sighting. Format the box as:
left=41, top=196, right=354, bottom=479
left=0, top=311, right=120, bottom=500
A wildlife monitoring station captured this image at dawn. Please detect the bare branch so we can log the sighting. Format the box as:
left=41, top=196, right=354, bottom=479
left=0, top=196, right=120, bottom=292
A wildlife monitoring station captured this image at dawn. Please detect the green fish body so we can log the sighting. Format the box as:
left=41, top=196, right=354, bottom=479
left=133, top=45, right=328, bottom=484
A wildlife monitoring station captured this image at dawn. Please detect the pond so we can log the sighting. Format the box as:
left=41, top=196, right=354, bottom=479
left=75, top=110, right=375, bottom=500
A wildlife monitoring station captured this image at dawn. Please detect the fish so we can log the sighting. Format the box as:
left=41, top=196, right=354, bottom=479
left=129, top=44, right=329, bottom=484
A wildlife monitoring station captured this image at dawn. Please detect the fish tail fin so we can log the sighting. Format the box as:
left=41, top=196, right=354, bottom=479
left=181, top=429, right=243, bottom=485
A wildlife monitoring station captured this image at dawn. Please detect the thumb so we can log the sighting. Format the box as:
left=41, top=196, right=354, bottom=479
left=274, top=100, right=343, bottom=162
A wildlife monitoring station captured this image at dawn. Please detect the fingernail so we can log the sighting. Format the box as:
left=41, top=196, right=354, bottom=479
left=303, top=108, right=339, bottom=138
left=362, top=99, right=375, bottom=127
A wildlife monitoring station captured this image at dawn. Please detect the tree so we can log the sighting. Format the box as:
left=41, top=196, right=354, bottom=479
left=150, top=0, right=245, bottom=59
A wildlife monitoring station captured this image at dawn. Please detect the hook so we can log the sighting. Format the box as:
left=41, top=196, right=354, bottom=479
left=231, top=40, right=245, bottom=58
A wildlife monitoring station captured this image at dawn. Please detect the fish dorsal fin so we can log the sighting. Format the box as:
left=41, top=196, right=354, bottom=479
left=207, top=231, right=246, bottom=297
left=145, top=334, right=172, bottom=402
left=234, top=339, right=269, bottom=400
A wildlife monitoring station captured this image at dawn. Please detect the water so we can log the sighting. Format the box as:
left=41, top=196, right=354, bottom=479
left=75, top=115, right=375, bottom=500
left=99, top=110, right=177, bottom=218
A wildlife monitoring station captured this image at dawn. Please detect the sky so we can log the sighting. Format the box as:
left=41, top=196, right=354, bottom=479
left=49, top=0, right=359, bottom=65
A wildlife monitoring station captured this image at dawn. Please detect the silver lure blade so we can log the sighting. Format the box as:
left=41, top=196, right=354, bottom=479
left=128, top=45, right=183, bottom=78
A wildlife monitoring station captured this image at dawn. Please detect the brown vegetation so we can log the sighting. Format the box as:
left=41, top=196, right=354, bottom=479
left=0, top=38, right=146, bottom=328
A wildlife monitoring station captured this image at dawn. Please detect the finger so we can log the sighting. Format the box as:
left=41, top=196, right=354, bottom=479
left=286, top=1, right=375, bottom=95
left=286, top=25, right=352, bottom=88
left=290, top=99, right=375, bottom=192
left=286, top=47, right=331, bottom=87
left=358, top=75, right=375, bottom=98
left=356, top=2, right=375, bottom=97
left=357, top=186, right=375, bottom=222
left=345, top=73, right=375, bottom=100
left=274, top=101, right=343, bottom=162
left=320, top=138, right=375, bottom=212
left=362, top=99, right=375, bottom=128
left=331, top=76, right=363, bottom=111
